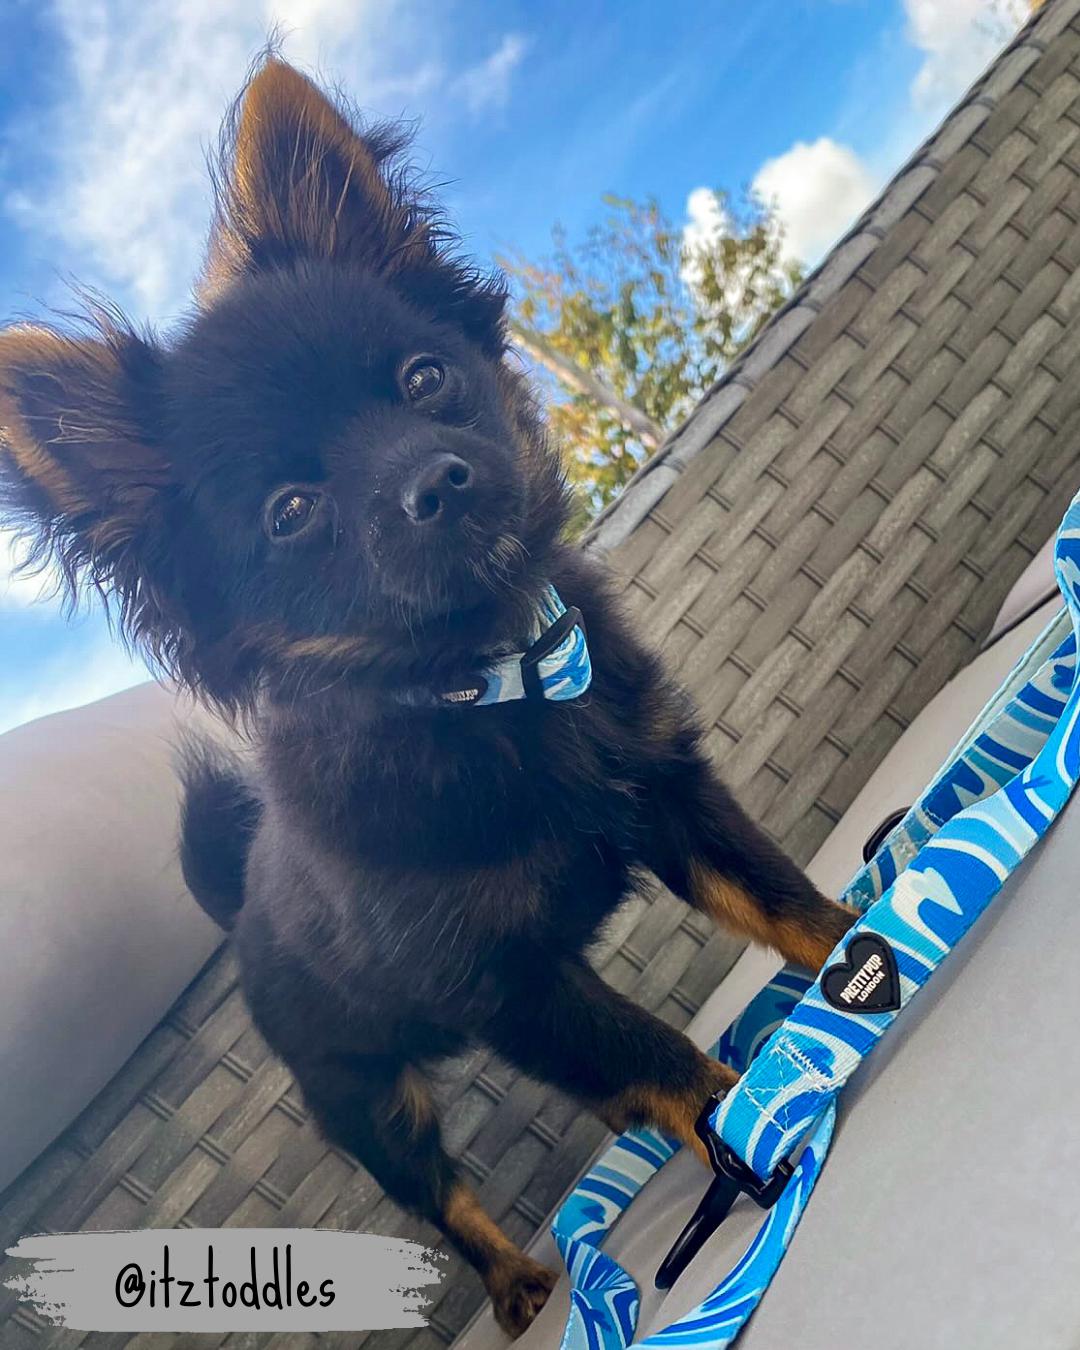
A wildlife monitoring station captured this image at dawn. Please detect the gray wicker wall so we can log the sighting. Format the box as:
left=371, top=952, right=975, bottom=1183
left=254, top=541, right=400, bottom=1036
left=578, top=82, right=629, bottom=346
left=5, top=3, right=1080, bottom=1347
left=592, top=0, right=1080, bottom=865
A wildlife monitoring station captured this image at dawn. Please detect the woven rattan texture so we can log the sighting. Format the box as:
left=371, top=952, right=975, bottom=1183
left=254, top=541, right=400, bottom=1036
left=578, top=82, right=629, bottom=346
left=0, top=884, right=735, bottom=1350
left=4, top=3, right=1080, bottom=1346
left=598, top=0, right=1080, bottom=865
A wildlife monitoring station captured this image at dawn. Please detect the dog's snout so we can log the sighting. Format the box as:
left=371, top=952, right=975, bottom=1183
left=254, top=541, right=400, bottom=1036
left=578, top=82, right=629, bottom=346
left=402, top=453, right=474, bottom=525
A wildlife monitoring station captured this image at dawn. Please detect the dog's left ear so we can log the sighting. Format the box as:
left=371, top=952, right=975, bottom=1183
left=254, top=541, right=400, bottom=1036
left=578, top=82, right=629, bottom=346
left=203, top=58, right=507, bottom=353
left=0, top=317, right=185, bottom=659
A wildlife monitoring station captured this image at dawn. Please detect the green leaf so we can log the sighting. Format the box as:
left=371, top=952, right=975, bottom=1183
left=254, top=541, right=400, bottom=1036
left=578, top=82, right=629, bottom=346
left=504, top=187, right=800, bottom=516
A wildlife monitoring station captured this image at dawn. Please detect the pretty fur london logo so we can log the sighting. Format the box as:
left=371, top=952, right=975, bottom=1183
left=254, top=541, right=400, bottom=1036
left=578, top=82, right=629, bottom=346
left=821, top=934, right=902, bottom=1014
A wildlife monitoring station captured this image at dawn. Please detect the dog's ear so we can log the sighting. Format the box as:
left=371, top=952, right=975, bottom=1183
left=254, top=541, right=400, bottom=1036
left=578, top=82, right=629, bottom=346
left=204, top=58, right=507, bottom=353
left=203, top=59, right=425, bottom=290
left=0, top=315, right=183, bottom=659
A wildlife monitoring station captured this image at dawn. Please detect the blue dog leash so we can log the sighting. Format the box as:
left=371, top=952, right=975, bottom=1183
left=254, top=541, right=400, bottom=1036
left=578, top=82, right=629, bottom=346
left=551, top=489, right=1080, bottom=1350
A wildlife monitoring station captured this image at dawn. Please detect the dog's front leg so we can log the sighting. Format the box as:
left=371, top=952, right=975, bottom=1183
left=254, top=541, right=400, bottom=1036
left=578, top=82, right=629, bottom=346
left=639, top=737, right=855, bottom=971
left=486, top=958, right=737, bottom=1167
left=292, top=1055, right=556, bottom=1337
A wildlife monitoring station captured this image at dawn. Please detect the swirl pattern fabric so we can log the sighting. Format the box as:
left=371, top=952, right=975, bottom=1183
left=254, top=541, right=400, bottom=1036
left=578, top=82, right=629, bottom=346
left=395, top=585, right=592, bottom=707
left=552, top=491, right=1080, bottom=1350
left=635, top=1108, right=834, bottom=1350
left=711, top=568, right=1079, bottom=1179
left=531, top=586, right=593, bottom=703
left=473, top=586, right=592, bottom=705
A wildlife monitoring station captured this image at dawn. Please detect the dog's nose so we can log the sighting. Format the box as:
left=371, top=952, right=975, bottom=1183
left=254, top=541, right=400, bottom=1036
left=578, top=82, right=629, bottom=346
left=401, top=453, right=474, bottom=525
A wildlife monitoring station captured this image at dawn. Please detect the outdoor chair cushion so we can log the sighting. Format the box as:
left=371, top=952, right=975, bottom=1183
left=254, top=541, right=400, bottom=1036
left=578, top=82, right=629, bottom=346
left=0, top=681, right=228, bottom=1193
left=985, top=534, right=1058, bottom=644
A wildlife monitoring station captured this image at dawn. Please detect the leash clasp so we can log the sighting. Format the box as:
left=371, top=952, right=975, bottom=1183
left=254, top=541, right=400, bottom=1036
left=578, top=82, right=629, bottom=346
left=654, top=1091, right=795, bottom=1290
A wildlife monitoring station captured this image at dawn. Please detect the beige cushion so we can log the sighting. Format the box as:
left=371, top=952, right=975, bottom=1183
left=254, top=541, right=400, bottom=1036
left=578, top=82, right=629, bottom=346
left=985, top=534, right=1057, bottom=644
left=0, top=682, right=228, bottom=1192
left=809, top=594, right=1062, bottom=898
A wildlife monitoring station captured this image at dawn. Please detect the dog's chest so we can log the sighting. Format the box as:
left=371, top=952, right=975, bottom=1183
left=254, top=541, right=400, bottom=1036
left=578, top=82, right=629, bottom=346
left=258, top=704, right=637, bottom=1010
left=288, top=707, right=617, bottom=872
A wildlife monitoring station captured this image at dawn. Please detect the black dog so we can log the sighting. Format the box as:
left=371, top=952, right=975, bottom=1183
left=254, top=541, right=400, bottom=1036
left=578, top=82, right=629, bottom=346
left=0, top=60, right=854, bottom=1335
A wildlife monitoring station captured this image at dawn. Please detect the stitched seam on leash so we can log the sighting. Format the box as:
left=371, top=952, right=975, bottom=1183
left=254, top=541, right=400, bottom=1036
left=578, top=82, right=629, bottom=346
left=775, top=1037, right=831, bottom=1092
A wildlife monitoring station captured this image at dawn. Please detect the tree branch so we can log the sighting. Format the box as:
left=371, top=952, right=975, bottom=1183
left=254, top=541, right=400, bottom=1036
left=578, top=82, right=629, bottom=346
left=508, top=320, right=665, bottom=451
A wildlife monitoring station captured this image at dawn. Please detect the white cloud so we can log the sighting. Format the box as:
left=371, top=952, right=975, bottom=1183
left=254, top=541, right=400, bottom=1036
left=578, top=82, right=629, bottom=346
left=0, top=636, right=148, bottom=736
left=682, top=185, right=728, bottom=260
left=6, top=3, right=527, bottom=320
left=751, top=137, right=878, bottom=264
left=8, top=4, right=279, bottom=317
left=905, top=0, right=1027, bottom=116
left=452, top=34, right=529, bottom=116
left=10, top=0, right=278, bottom=318
left=724, top=1, right=1028, bottom=273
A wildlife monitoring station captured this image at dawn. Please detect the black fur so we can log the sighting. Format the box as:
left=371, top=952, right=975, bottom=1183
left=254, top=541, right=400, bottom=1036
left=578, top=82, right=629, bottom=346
left=177, top=739, right=261, bottom=930
left=0, top=59, right=854, bottom=1336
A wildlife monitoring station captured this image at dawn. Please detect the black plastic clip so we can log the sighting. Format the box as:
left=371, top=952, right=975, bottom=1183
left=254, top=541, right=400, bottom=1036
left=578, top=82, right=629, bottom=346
left=654, top=1092, right=795, bottom=1290
left=521, top=605, right=584, bottom=700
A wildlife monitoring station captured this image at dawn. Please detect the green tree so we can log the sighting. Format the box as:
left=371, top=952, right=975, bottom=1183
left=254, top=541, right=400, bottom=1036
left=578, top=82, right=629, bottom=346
left=501, top=191, right=801, bottom=521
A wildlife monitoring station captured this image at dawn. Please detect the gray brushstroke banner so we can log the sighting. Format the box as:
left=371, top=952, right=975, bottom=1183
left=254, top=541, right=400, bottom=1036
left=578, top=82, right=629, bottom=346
left=4, top=1228, right=446, bottom=1331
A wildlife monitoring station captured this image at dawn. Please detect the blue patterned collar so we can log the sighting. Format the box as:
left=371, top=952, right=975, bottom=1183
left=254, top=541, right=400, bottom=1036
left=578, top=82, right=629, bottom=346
left=394, top=586, right=591, bottom=709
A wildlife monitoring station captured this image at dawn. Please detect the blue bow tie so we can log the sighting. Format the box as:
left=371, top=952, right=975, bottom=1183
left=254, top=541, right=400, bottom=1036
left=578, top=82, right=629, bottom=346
left=395, top=586, right=591, bottom=709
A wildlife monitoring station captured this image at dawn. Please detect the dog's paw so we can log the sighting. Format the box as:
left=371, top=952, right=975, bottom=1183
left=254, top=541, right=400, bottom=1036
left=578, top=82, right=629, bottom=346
left=487, top=1254, right=558, bottom=1338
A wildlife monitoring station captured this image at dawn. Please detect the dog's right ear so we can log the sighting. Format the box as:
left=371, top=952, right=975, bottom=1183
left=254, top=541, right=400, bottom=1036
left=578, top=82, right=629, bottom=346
left=201, top=58, right=427, bottom=298
left=200, top=58, right=509, bottom=353
left=0, top=315, right=182, bottom=657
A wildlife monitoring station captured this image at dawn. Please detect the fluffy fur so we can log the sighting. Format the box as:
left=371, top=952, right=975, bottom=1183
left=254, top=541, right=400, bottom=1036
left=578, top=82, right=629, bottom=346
left=0, top=60, right=854, bottom=1336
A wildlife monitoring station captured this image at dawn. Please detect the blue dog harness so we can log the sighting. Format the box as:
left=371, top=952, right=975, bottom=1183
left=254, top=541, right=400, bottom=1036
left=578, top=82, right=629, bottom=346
left=551, top=491, right=1080, bottom=1350
left=396, top=585, right=591, bottom=708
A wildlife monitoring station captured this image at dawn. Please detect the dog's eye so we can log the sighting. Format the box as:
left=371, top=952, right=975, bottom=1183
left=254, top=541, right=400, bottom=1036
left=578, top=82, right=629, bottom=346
left=403, top=359, right=445, bottom=402
left=267, top=489, right=319, bottom=540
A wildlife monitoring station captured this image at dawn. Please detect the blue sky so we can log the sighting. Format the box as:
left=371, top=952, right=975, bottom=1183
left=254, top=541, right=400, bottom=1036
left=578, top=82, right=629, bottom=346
left=0, top=0, right=1027, bottom=733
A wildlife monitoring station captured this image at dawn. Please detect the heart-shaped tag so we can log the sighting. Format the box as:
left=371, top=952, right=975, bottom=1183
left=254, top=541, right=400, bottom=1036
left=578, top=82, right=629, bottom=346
left=821, top=933, right=901, bottom=1014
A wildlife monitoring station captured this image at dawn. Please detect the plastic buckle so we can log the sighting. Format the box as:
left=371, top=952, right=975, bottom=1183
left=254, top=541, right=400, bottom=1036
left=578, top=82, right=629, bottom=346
left=520, top=605, right=584, bottom=700
left=654, top=1093, right=795, bottom=1290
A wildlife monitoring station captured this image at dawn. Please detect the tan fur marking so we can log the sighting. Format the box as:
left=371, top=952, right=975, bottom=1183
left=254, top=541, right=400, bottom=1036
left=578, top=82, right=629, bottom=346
left=444, top=1182, right=518, bottom=1263
left=0, top=328, right=90, bottom=514
left=689, top=860, right=854, bottom=971
left=599, top=1059, right=737, bottom=1168
left=282, top=633, right=370, bottom=663
left=444, top=1182, right=557, bottom=1336
left=391, top=1066, right=436, bottom=1139
left=0, top=324, right=168, bottom=521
